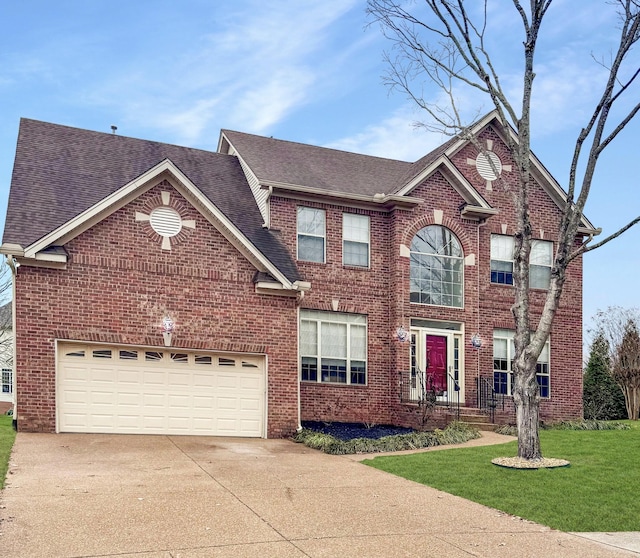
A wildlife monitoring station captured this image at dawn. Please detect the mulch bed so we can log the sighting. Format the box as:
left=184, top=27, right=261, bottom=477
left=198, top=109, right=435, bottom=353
left=302, top=421, right=413, bottom=441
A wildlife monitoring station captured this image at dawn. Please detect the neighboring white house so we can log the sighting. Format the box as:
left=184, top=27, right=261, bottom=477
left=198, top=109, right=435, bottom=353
left=0, top=301, right=13, bottom=413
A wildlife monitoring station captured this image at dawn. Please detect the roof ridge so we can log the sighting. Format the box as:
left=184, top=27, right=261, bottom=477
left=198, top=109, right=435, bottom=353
left=221, top=128, right=413, bottom=165
left=22, top=118, right=227, bottom=159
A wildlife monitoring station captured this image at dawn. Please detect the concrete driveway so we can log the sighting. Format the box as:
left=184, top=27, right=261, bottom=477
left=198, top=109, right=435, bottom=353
left=0, top=433, right=634, bottom=557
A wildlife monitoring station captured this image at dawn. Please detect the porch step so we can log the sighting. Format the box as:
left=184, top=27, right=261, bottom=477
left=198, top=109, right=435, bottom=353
left=460, top=420, right=499, bottom=432
left=443, top=407, right=499, bottom=431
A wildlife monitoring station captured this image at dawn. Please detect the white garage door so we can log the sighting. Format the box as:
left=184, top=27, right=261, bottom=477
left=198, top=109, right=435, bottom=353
left=57, top=343, right=266, bottom=437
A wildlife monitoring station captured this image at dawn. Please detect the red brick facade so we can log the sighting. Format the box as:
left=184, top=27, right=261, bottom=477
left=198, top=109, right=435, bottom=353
left=10, top=125, right=585, bottom=436
left=14, top=180, right=300, bottom=436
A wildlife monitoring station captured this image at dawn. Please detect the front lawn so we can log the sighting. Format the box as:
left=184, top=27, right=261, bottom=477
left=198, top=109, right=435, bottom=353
left=364, top=422, right=640, bottom=532
left=0, top=414, right=16, bottom=489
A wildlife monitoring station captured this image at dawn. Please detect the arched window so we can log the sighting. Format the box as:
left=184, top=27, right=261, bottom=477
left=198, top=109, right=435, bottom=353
left=410, top=225, right=464, bottom=308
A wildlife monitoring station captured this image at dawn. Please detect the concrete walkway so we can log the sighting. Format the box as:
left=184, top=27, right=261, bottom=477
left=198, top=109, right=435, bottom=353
left=0, top=432, right=637, bottom=557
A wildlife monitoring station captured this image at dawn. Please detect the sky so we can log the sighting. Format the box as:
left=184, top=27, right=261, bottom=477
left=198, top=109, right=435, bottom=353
left=0, top=0, right=638, bottom=342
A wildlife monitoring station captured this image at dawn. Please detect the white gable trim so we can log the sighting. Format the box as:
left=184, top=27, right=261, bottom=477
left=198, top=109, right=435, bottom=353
left=21, top=159, right=299, bottom=291
left=25, top=160, right=173, bottom=258
left=395, top=156, right=493, bottom=212
left=442, top=111, right=597, bottom=232
left=219, top=131, right=270, bottom=227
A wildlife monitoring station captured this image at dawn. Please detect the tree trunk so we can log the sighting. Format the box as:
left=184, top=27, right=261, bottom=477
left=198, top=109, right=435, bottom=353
left=513, top=366, right=542, bottom=460
left=620, top=384, right=640, bottom=420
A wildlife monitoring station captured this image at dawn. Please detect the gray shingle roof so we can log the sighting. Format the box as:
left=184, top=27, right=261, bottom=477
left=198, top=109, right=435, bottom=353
left=4, top=119, right=300, bottom=282
left=222, top=130, right=413, bottom=197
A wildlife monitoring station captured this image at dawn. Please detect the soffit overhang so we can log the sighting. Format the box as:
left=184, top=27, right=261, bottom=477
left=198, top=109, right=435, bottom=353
left=262, top=180, right=422, bottom=211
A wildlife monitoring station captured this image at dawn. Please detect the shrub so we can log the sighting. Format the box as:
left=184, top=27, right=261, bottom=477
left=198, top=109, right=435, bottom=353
left=545, top=420, right=630, bottom=431
left=583, top=330, right=627, bottom=420
left=494, top=424, right=517, bottom=436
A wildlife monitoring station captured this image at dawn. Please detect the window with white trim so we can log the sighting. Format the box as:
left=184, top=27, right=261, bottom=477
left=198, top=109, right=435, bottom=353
left=297, top=207, right=326, bottom=263
left=530, top=240, right=553, bottom=289
left=410, top=225, right=463, bottom=308
left=490, top=235, right=553, bottom=289
left=1, top=368, right=11, bottom=394
left=343, top=213, right=369, bottom=267
left=493, top=329, right=550, bottom=398
left=300, top=310, right=367, bottom=385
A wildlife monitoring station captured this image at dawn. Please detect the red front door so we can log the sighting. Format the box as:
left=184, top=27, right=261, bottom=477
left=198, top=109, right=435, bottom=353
left=426, top=335, right=447, bottom=393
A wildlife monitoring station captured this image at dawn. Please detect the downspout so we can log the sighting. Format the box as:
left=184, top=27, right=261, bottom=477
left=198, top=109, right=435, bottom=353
left=476, top=219, right=488, bottom=404
left=6, top=256, right=18, bottom=431
left=296, top=297, right=303, bottom=432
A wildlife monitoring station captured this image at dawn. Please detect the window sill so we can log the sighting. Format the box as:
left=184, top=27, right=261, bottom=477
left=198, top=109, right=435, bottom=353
left=489, top=282, right=550, bottom=292
left=342, top=265, right=370, bottom=271
left=300, top=380, right=368, bottom=387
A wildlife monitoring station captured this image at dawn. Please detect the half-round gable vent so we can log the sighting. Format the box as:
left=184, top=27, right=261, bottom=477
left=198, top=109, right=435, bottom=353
left=475, top=151, right=502, bottom=181
left=150, top=207, right=183, bottom=237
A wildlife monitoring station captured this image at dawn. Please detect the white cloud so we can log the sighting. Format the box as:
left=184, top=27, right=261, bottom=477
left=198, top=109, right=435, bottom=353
left=85, top=0, right=363, bottom=145
left=324, top=107, right=448, bottom=161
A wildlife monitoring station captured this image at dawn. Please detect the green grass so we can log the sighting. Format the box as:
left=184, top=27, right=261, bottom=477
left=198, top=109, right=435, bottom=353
left=0, top=414, right=16, bottom=489
left=364, top=421, right=640, bottom=532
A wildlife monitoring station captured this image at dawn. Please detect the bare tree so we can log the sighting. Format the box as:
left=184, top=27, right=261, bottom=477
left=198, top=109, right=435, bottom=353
left=0, top=258, right=13, bottom=370
left=595, top=307, right=640, bottom=420
left=367, top=0, right=640, bottom=460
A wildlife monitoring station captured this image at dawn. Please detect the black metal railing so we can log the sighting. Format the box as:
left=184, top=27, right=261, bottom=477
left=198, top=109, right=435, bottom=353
left=398, top=369, right=460, bottom=420
left=477, top=375, right=504, bottom=423
left=447, top=372, right=461, bottom=420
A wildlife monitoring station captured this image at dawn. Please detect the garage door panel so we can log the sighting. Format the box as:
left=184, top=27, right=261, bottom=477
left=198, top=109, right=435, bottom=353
left=91, top=391, right=116, bottom=405
left=63, top=365, right=89, bottom=382
left=90, top=414, right=116, bottom=429
left=144, top=393, right=166, bottom=407
left=62, top=389, right=88, bottom=404
left=193, top=374, right=215, bottom=388
left=58, top=344, right=265, bottom=437
left=118, top=369, right=142, bottom=384
left=168, top=376, right=190, bottom=389
left=118, top=392, right=142, bottom=406
left=143, top=371, right=165, bottom=385
left=240, top=398, right=260, bottom=412
left=116, top=415, right=140, bottom=429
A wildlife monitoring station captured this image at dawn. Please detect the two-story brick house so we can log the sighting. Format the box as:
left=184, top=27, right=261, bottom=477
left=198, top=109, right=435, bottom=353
left=0, top=112, right=593, bottom=436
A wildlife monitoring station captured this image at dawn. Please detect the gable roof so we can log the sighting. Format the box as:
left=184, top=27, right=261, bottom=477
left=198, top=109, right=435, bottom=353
left=2, top=118, right=301, bottom=284
left=219, top=128, right=494, bottom=217
left=221, top=112, right=595, bottom=233
left=220, top=129, right=412, bottom=197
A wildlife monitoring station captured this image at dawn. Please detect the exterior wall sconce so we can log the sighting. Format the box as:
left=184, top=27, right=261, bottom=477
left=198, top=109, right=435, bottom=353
left=396, top=326, right=409, bottom=342
left=471, top=333, right=482, bottom=349
left=162, top=316, right=175, bottom=347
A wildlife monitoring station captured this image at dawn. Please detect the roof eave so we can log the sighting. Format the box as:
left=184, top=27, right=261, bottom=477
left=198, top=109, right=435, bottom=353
left=0, top=243, right=24, bottom=257
left=460, top=206, right=500, bottom=220
left=16, top=158, right=298, bottom=290
left=263, top=181, right=422, bottom=211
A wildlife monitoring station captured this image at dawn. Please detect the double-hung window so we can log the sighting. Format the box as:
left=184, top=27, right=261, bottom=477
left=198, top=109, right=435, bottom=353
left=490, top=235, right=514, bottom=285
left=300, top=310, right=367, bottom=385
left=297, top=207, right=326, bottom=263
left=490, top=235, right=553, bottom=289
left=492, top=329, right=550, bottom=398
left=530, top=240, right=553, bottom=289
left=343, top=213, right=369, bottom=267
left=1, top=368, right=12, bottom=394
